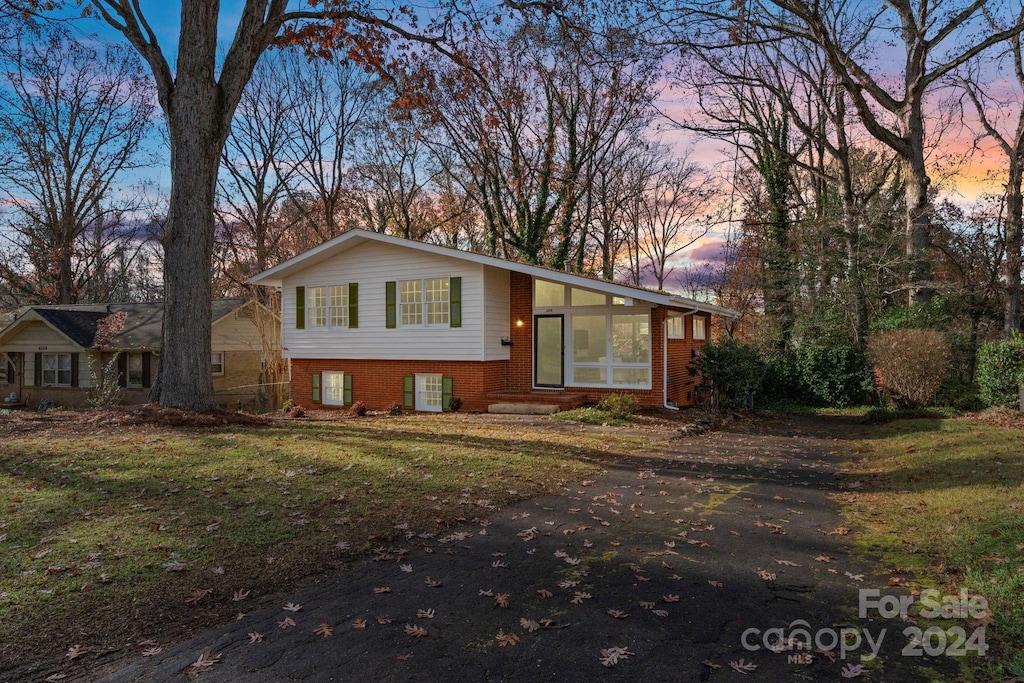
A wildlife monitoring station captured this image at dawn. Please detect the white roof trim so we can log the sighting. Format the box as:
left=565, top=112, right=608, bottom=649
left=250, top=229, right=740, bottom=319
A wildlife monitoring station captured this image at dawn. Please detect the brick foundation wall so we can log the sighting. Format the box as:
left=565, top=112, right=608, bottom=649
left=290, top=358, right=508, bottom=412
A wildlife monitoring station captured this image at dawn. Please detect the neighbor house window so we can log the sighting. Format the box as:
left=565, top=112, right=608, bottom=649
left=127, top=354, right=144, bottom=387
left=41, top=353, right=72, bottom=386
left=400, top=278, right=449, bottom=326
left=570, top=313, right=650, bottom=388
left=329, top=285, right=349, bottom=327
left=323, top=371, right=346, bottom=406
left=308, top=286, right=327, bottom=327
left=667, top=316, right=685, bottom=339
left=211, top=352, right=224, bottom=375
left=416, top=374, right=443, bottom=412
left=693, top=317, right=707, bottom=340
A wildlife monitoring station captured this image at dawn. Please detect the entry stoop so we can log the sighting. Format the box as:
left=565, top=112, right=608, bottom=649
left=487, top=403, right=561, bottom=415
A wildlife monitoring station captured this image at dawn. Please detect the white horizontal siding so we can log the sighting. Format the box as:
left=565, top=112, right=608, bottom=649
left=482, top=266, right=510, bottom=361
left=281, top=241, right=487, bottom=361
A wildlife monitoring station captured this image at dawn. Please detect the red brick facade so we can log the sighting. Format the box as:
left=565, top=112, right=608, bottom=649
left=291, top=358, right=507, bottom=412
left=291, top=273, right=711, bottom=412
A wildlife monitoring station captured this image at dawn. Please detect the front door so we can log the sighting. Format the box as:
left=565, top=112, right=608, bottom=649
left=534, top=315, right=564, bottom=388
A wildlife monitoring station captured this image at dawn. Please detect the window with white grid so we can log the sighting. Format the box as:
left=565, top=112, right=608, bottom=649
left=400, top=280, right=423, bottom=325
left=425, top=278, right=449, bottom=325
left=329, top=285, right=348, bottom=327
left=323, top=371, right=345, bottom=405
left=416, top=374, right=443, bottom=412
left=308, top=286, right=327, bottom=327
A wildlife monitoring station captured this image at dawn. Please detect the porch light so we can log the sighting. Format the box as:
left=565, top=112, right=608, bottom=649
left=515, top=319, right=524, bottom=327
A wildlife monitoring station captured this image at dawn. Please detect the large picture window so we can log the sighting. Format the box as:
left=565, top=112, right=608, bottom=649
left=570, top=313, right=650, bottom=388
left=41, top=353, right=72, bottom=386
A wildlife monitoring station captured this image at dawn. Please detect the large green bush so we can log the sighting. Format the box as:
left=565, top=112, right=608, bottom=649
left=976, top=335, right=1024, bottom=408
left=762, top=345, right=872, bottom=407
left=691, top=339, right=764, bottom=410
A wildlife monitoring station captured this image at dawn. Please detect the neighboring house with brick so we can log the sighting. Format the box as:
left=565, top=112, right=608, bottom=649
left=251, top=229, right=739, bottom=413
left=0, top=299, right=281, bottom=410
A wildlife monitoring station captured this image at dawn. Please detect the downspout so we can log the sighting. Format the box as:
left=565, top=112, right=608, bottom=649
left=664, top=307, right=699, bottom=411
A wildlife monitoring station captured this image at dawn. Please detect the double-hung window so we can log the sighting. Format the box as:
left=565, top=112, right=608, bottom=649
left=127, top=354, right=144, bottom=387
left=400, top=278, right=449, bottom=326
left=416, top=374, right=443, bottom=412
left=308, top=286, right=327, bottom=327
left=667, top=316, right=685, bottom=339
left=323, top=371, right=346, bottom=406
left=41, top=353, right=72, bottom=386
left=329, top=285, right=349, bottom=327
left=211, top=352, right=224, bottom=376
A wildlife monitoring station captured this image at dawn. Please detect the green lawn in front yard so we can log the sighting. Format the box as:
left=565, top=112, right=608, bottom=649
left=0, top=413, right=648, bottom=678
left=842, top=418, right=1024, bottom=681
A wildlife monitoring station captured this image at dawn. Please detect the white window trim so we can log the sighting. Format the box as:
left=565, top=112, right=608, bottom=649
left=399, top=278, right=450, bottom=328
left=693, top=317, right=707, bottom=341
left=211, top=352, right=225, bottom=376
left=41, top=352, right=72, bottom=387
left=667, top=316, right=686, bottom=340
left=415, top=373, right=443, bottom=412
left=307, top=284, right=351, bottom=329
left=568, top=312, right=652, bottom=390
left=322, top=371, right=346, bottom=406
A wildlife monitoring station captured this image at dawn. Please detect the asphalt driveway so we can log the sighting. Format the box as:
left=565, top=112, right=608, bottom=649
left=96, top=415, right=958, bottom=682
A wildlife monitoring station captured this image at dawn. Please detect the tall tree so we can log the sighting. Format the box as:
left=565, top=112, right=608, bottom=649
left=761, top=0, right=1024, bottom=305
left=957, top=25, right=1024, bottom=337
left=13, top=0, right=465, bottom=409
left=0, top=28, right=154, bottom=304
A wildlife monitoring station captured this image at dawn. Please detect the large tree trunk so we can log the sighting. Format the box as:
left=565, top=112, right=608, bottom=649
left=1005, top=157, right=1023, bottom=338
left=150, top=1, right=223, bottom=410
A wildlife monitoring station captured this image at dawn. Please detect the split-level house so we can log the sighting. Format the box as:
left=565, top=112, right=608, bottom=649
left=0, top=299, right=280, bottom=409
left=249, top=229, right=739, bottom=413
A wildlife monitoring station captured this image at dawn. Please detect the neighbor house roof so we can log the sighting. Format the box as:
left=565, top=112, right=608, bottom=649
left=249, top=228, right=740, bottom=318
left=0, top=299, right=250, bottom=351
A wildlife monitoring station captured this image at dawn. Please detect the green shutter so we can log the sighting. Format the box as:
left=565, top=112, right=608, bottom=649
left=296, top=286, right=306, bottom=329
left=441, top=376, right=453, bottom=412
left=141, top=352, right=152, bottom=388
left=449, top=277, right=461, bottom=328
left=402, top=375, right=414, bottom=409
left=348, top=283, right=358, bottom=329
left=343, top=373, right=353, bottom=405
left=117, top=353, right=128, bottom=387
left=311, top=371, right=321, bottom=404
left=385, top=281, right=397, bottom=329
left=33, top=353, right=41, bottom=386
left=70, top=353, right=79, bottom=387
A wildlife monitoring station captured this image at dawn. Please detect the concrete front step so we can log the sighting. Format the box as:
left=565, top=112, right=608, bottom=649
left=487, top=403, right=561, bottom=415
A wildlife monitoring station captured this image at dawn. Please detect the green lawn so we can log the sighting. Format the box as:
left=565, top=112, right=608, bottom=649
left=0, top=413, right=646, bottom=678
left=842, top=418, right=1024, bottom=681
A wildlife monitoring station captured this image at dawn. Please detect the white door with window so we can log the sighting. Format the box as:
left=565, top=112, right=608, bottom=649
left=416, top=374, right=443, bottom=412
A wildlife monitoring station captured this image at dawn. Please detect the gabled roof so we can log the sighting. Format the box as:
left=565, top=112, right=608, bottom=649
left=0, top=299, right=250, bottom=351
left=249, top=228, right=740, bottom=318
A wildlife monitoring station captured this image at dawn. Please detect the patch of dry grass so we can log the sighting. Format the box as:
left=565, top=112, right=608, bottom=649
left=0, top=413, right=651, bottom=680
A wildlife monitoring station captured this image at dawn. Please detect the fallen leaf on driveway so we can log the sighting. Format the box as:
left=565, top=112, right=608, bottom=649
left=277, top=617, right=295, bottom=629
left=282, top=602, right=302, bottom=612
left=729, top=658, right=757, bottom=674
left=842, top=663, right=865, bottom=678
left=314, top=623, right=334, bottom=638
left=599, top=646, right=634, bottom=668
left=496, top=630, right=520, bottom=647
left=247, top=632, right=263, bottom=644
left=404, top=624, right=428, bottom=638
